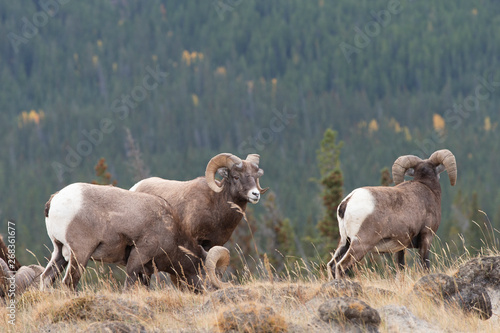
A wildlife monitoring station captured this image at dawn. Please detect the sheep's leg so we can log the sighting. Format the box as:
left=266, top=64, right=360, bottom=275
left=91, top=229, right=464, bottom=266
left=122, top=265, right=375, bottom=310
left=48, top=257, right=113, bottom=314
left=138, top=273, right=151, bottom=287
left=335, top=237, right=376, bottom=278
left=186, top=275, right=204, bottom=293
left=417, top=233, right=433, bottom=270
left=40, top=255, right=68, bottom=290
left=328, top=237, right=351, bottom=279
left=332, top=237, right=351, bottom=264
left=170, top=273, right=191, bottom=291
left=124, top=266, right=141, bottom=289
left=124, top=248, right=151, bottom=289
left=137, top=261, right=154, bottom=287
left=40, top=240, right=68, bottom=290
left=62, top=250, right=92, bottom=290
left=396, top=250, right=405, bottom=270
left=170, top=273, right=178, bottom=286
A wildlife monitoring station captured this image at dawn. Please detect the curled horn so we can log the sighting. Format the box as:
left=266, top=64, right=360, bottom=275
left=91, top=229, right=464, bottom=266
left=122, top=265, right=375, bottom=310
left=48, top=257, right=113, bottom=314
left=204, top=246, right=230, bottom=289
left=245, top=154, right=269, bottom=194
left=15, top=266, right=37, bottom=294
left=428, top=149, right=457, bottom=186
left=245, top=154, right=260, bottom=166
left=2, top=263, right=44, bottom=295
left=205, top=153, right=242, bottom=193
left=392, top=155, right=423, bottom=185
left=0, top=260, right=43, bottom=296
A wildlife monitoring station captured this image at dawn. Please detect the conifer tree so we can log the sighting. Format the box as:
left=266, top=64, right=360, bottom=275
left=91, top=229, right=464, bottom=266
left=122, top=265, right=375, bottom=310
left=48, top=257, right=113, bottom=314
left=316, top=129, right=344, bottom=259
left=380, top=167, right=392, bottom=186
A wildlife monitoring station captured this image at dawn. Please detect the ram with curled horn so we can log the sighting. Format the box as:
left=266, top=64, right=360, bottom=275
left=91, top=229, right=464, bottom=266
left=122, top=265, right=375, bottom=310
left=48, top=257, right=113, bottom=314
left=40, top=183, right=230, bottom=291
left=328, top=149, right=457, bottom=279
left=130, top=153, right=267, bottom=283
left=0, top=236, right=45, bottom=297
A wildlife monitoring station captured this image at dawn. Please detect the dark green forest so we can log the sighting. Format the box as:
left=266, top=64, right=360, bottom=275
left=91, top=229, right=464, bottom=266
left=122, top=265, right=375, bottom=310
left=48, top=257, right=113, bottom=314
left=1, top=0, right=500, bottom=265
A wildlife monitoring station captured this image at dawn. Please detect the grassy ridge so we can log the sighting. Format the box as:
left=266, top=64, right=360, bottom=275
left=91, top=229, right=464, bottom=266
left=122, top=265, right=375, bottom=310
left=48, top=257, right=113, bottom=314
left=2, top=242, right=499, bottom=332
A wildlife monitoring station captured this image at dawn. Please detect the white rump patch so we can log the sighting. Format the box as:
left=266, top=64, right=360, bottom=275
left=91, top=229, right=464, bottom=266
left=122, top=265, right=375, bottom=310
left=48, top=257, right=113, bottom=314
left=247, top=187, right=260, bottom=204
left=342, top=188, right=375, bottom=238
left=337, top=191, right=356, bottom=241
left=129, top=181, right=142, bottom=191
left=45, top=183, right=84, bottom=255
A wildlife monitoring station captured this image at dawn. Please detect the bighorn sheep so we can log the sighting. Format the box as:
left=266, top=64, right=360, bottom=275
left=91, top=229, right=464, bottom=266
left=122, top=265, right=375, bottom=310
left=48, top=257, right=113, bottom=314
left=0, top=258, right=44, bottom=297
left=328, top=149, right=457, bottom=278
left=0, top=237, right=44, bottom=297
left=130, top=153, right=268, bottom=251
left=40, top=183, right=230, bottom=291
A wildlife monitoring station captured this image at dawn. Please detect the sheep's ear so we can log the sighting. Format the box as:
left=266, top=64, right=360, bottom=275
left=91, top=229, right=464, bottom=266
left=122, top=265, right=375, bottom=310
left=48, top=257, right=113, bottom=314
left=257, top=169, right=264, bottom=177
left=217, top=168, right=229, bottom=179
left=436, top=164, right=446, bottom=174
left=405, top=168, right=415, bottom=177
left=199, top=245, right=208, bottom=260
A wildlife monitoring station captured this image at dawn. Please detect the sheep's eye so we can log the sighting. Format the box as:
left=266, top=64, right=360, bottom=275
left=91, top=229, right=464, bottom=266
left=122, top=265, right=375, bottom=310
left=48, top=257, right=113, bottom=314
left=233, top=175, right=240, bottom=180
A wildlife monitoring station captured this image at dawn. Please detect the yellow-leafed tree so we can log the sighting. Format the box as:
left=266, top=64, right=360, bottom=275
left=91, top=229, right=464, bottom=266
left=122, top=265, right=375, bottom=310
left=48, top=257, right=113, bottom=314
left=433, top=113, right=445, bottom=131
left=484, top=116, right=491, bottom=132
left=368, top=119, right=379, bottom=133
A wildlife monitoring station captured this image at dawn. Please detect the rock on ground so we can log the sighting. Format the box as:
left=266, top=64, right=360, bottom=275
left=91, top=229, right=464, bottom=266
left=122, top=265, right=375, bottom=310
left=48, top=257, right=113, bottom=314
left=317, top=296, right=381, bottom=333
left=37, top=295, right=154, bottom=324
left=319, top=280, right=362, bottom=298
left=412, top=273, right=460, bottom=301
left=412, top=273, right=492, bottom=320
left=378, top=305, right=442, bottom=333
left=487, top=288, right=500, bottom=316
left=454, top=256, right=500, bottom=289
left=204, top=286, right=260, bottom=309
left=449, top=285, right=492, bottom=320
left=217, top=302, right=287, bottom=333
left=454, top=255, right=500, bottom=318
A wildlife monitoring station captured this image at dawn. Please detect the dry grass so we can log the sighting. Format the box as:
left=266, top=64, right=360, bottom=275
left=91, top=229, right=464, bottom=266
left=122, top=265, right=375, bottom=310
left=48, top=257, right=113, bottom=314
left=1, top=243, right=499, bottom=332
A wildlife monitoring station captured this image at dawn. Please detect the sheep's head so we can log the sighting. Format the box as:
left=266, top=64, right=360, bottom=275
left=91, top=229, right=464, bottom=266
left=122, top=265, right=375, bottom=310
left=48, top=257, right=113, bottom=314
left=392, top=149, right=457, bottom=186
left=0, top=259, right=43, bottom=296
left=205, top=153, right=268, bottom=204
